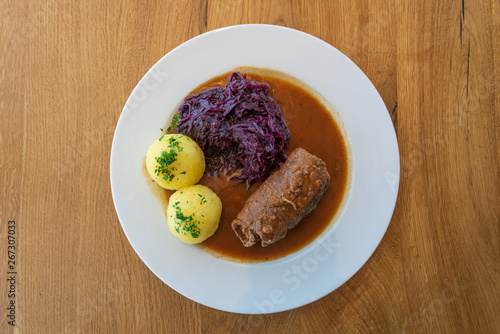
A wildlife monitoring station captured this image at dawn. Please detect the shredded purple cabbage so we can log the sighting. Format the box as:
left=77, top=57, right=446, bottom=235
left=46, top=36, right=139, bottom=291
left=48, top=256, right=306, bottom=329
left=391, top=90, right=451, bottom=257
left=177, top=72, right=290, bottom=185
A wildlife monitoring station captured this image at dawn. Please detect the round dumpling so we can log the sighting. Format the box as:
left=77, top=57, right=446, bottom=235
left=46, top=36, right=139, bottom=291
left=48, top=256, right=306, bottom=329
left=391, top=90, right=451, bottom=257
left=166, top=185, right=222, bottom=244
left=146, top=134, right=205, bottom=190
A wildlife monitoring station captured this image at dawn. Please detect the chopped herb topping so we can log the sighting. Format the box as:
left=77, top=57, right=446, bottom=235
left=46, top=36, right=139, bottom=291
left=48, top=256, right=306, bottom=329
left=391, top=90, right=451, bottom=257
left=154, top=136, right=184, bottom=182
left=166, top=114, right=181, bottom=132
left=172, top=201, right=201, bottom=238
left=168, top=135, right=184, bottom=151
left=195, top=193, right=207, bottom=205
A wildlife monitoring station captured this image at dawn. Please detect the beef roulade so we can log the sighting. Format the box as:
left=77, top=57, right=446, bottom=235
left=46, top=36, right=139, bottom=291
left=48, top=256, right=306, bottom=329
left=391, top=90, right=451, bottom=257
left=231, top=147, right=331, bottom=247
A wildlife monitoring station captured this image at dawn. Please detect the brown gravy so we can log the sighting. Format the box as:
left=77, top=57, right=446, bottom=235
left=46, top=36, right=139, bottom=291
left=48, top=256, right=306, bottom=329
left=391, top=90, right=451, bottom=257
left=164, top=69, right=350, bottom=262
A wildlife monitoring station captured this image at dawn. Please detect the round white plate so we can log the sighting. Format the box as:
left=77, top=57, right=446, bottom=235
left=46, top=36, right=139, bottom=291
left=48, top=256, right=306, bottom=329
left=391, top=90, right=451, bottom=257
left=110, top=24, right=399, bottom=314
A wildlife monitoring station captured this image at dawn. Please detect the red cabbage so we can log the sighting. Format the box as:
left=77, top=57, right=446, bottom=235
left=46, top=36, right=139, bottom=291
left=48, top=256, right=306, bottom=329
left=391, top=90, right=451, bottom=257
left=177, top=72, right=290, bottom=185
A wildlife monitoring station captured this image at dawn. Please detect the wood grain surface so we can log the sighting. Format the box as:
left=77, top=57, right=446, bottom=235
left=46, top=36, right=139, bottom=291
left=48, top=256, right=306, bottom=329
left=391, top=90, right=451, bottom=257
left=1, top=0, right=499, bottom=333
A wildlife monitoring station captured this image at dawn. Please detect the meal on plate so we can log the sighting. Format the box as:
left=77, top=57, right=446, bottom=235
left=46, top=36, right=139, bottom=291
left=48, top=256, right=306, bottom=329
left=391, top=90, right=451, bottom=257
left=145, top=67, right=350, bottom=262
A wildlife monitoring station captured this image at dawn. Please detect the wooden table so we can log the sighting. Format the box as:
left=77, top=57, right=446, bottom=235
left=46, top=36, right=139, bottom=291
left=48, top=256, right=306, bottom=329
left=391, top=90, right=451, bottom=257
left=1, top=1, right=498, bottom=333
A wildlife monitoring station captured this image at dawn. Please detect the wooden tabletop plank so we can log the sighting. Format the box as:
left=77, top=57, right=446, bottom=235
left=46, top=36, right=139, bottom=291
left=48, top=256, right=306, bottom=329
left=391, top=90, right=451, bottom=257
left=1, top=0, right=498, bottom=333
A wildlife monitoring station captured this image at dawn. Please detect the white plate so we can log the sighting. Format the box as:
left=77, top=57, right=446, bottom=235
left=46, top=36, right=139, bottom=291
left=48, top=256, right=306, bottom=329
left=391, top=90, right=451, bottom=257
left=110, top=24, right=399, bottom=314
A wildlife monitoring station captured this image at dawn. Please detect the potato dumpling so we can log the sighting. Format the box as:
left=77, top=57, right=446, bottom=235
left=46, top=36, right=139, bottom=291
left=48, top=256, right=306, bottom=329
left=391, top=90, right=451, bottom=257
left=146, top=134, right=205, bottom=190
left=166, top=185, right=222, bottom=244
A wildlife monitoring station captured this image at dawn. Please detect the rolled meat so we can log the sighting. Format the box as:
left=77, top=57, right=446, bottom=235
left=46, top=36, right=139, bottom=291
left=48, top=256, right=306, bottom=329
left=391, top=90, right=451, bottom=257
left=231, top=147, right=331, bottom=247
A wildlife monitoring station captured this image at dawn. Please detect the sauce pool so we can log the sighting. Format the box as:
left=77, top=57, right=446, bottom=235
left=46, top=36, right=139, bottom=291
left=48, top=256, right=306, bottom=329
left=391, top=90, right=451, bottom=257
left=164, top=69, right=350, bottom=262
